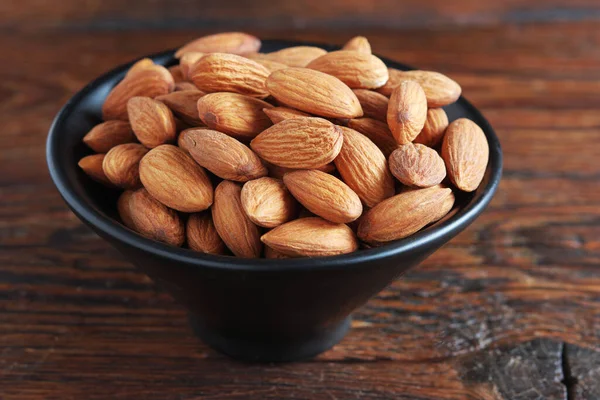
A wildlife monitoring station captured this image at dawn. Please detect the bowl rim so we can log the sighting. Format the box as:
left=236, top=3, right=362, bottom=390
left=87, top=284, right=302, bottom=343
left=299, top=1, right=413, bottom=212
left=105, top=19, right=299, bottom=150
left=47, top=39, right=503, bottom=272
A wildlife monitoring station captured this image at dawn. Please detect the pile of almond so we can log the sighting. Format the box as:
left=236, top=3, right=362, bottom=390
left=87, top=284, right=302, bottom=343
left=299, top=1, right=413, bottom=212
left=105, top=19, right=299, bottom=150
left=78, top=32, right=489, bottom=259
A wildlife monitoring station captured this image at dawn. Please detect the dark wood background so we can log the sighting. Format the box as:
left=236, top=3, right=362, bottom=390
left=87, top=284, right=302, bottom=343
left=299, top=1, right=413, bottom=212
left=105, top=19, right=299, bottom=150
left=2, top=1, right=600, bottom=399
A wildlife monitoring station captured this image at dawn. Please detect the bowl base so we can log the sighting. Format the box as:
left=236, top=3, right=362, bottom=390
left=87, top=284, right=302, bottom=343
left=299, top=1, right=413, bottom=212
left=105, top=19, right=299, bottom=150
left=189, top=315, right=351, bottom=363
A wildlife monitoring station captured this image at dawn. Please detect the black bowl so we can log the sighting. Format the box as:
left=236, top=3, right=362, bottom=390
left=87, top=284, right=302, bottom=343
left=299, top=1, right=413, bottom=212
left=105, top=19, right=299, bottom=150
left=47, top=39, right=502, bottom=362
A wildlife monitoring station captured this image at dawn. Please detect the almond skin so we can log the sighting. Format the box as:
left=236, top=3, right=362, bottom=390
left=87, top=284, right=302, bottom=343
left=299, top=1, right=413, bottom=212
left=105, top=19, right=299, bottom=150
left=414, top=108, right=449, bottom=148
left=175, top=32, right=261, bottom=58
left=388, top=143, right=446, bottom=188
left=241, top=177, right=297, bottom=228
left=263, top=107, right=311, bottom=124
left=155, top=90, right=205, bottom=126
left=261, top=217, right=358, bottom=257
left=127, top=97, right=177, bottom=148
left=82, top=121, right=135, bottom=153
left=347, top=118, right=399, bottom=158
left=358, top=185, right=455, bottom=244
left=334, top=126, right=395, bottom=207
left=264, top=245, right=290, bottom=259
left=212, top=180, right=262, bottom=258
left=182, top=128, right=268, bottom=182
left=377, top=69, right=461, bottom=107
left=197, top=93, right=273, bottom=140
left=250, top=117, right=343, bottom=169
left=283, top=170, right=362, bottom=223
left=352, top=89, right=389, bottom=122
left=189, top=53, right=270, bottom=98
left=266, top=161, right=336, bottom=180
left=387, top=80, right=428, bottom=144
left=174, top=82, right=199, bottom=92
left=125, top=58, right=155, bottom=78
left=117, top=188, right=185, bottom=247
left=169, top=65, right=185, bottom=83
left=441, top=118, right=489, bottom=192
left=307, top=50, right=389, bottom=89
left=179, top=52, right=205, bottom=80
left=342, top=36, right=372, bottom=54
left=253, top=59, right=289, bottom=72
left=266, top=68, right=363, bottom=119
left=186, top=212, right=226, bottom=255
left=78, top=154, right=114, bottom=187
left=256, top=46, right=327, bottom=67
left=139, top=145, right=213, bottom=212
left=102, top=143, right=148, bottom=189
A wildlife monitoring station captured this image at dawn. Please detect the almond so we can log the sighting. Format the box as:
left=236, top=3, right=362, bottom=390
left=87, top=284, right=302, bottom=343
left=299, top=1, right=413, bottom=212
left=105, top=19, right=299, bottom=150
left=189, top=53, right=270, bottom=98
left=258, top=46, right=327, bottom=67
left=265, top=161, right=336, bottom=180
left=186, top=212, right=226, bottom=255
left=377, top=69, right=461, bottom=107
left=78, top=154, right=114, bottom=187
left=414, top=108, right=449, bottom=148
left=264, top=245, right=290, bottom=259
left=253, top=59, right=289, bottom=72
left=139, top=145, right=213, bottom=212
left=334, top=126, right=395, bottom=207
left=342, top=36, right=372, bottom=54
left=241, top=177, right=297, bottom=228
left=347, top=118, right=399, bottom=157
left=283, top=170, right=362, bottom=223
left=263, top=107, right=311, bottom=124
left=102, top=143, right=148, bottom=189
left=441, top=118, right=489, bottom=192
left=174, top=81, right=199, bottom=92
left=117, top=188, right=184, bottom=247
left=261, top=217, right=358, bottom=257
left=179, top=52, right=205, bottom=80
left=387, top=80, right=428, bottom=144
left=126, top=58, right=156, bottom=78
left=251, top=117, right=343, bottom=169
left=82, top=120, right=135, bottom=153
left=127, top=97, right=177, bottom=148
left=168, top=65, right=185, bottom=83
left=175, top=32, right=260, bottom=58
left=182, top=128, right=268, bottom=181
left=307, top=50, right=388, bottom=89
left=177, top=128, right=194, bottom=153
left=388, top=143, right=446, bottom=187
left=266, top=68, right=363, bottom=119
left=155, top=90, right=205, bottom=126
left=197, top=93, right=273, bottom=140
left=352, top=89, right=389, bottom=122
left=358, top=185, right=455, bottom=244
left=212, top=180, right=262, bottom=258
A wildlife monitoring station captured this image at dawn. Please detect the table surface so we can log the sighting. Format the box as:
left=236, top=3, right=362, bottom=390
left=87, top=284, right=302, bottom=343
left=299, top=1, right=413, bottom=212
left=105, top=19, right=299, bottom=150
left=2, top=23, right=600, bottom=400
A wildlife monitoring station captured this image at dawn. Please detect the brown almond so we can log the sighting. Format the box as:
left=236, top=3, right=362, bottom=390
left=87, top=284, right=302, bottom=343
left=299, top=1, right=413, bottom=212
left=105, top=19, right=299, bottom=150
left=414, top=108, right=449, bottom=148
left=139, top=145, right=213, bottom=212
left=441, top=118, right=489, bottom=192
left=352, top=89, right=389, bottom=122
left=182, top=128, right=268, bottom=182
left=189, top=53, right=270, bottom=98
left=387, top=80, right=428, bottom=144
left=241, top=177, right=297, bottom=228
left=347, top=118, right=399, bottom=157
left=334, top=126, right=395, bottom=207
left=212, top=180, right=262, bottom=258
left=266, top=68, right=363, bottom=119
left=125, top=58, right=155, bottom=78
left=117, top=188, right=184, bottom=247
left=197, top=93, right=273, bottom=140
left=174, top=81, right=199, bottom=92
left=261, top=217, right=358, bottom=257
left=251, top=117, right=343, bottom=169
left=263, top=107, right=311, bottom=124
left=264, top=245, right=290, bottom=259
left=378, top=69, right=461, bottom=107
left=78, top=154, right=114, bottom=187
left=179, top=52, right=205, bottom=80
left=266, top=161, right=336, bottom=180
left=186, top=212, right=226, bottom=255
left=342, top=36, right=372, bottom=54
left=155, top=90, right=205, bottom=126
left=258, top=46, right=327, bottom=67
left=284, top=170, right=362, bottom=223
left=127, top=97, right=177, bottom=148
left=177, top=128, right=193, bottom=153
left=307, top=50, right=388, bottom=89
left=175, top=32, right=261, bottom=58
left=253, top=59, right=289, bottom=72
left=83, top=120, right=135, bottom=153
left=102, top=143, right=148, bottom=189
left=358, top=186, right=455, bottom=244
left=388, top=143, right=446, bottom=188
left=168, top=65, right=185, bottom=83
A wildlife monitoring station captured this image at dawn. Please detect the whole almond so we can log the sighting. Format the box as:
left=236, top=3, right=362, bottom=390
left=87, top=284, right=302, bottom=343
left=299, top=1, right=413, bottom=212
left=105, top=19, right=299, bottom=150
left=387, top=80, right=428, bottom=144
left=266, top=68, right=363, bottom=119
left=127, top=97, right=177, bottom=148
left=168, top=65, right=185, bottom=83
left=441, top=118, right=489, bottom=192
left=197, top=93, right=273, bottom=140
left=179, top=52, right=205, bottom=80
left=177, top=128, right=193, bottom=153
left=175, top=32, right=261, bottom=58
left=258, top=46, right=327, bottom=67
left=263, top=107, right=311, bottom=124
left=334, top=126, right=395, bottom=207
left=253, top=59, right=289, bottom=72
left=189, top=53, right=270, bottom=98
left=342, top=36, right=372, bottom=54
left=251, top=117, right=343, bottom=169
left=186, top=212, right=226, bottom=255
left=174, top=82, right=199, bottom=92
left=102, top=143, right=148, bottom=189
left=155, top=90, right=205, bottom=126
left=264, top=245, right=290, bottom=259
left=266, top=161, right=336, bottom=180
left=182, top=128, right=268, bottom=181
left=261, top=217, right=358, bottom=257
left=388, top=143, right=446, bottom=187
left=139, top=145, right=213, bottom=212
left=284, top=170, right=362, bottom=223
left=83, top=120, right=135, bottom=153
left=358, top=186, right=455, bottom=244
left=117, top=188, right=184, bottom=247
left=414, top=108, right=449, bottom=148
left=307, top=50, right=388, bottom=89
left=126, top=58, right=155, bottom=78
left=378, top=69, right=461, bottom=107
left=78, top=154, right=114, bottom=187
left=241, top=177, right=297, bottom=228
left=212, top=180, right=262, bottom=258
left=352, top=89, right=389, bottom=122
left=347, top=118, right=399, bottom=157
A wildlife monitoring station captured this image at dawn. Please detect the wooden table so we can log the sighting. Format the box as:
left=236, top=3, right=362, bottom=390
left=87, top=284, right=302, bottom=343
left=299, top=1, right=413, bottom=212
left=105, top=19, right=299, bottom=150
left=2, top=20, right=600, bottom=400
